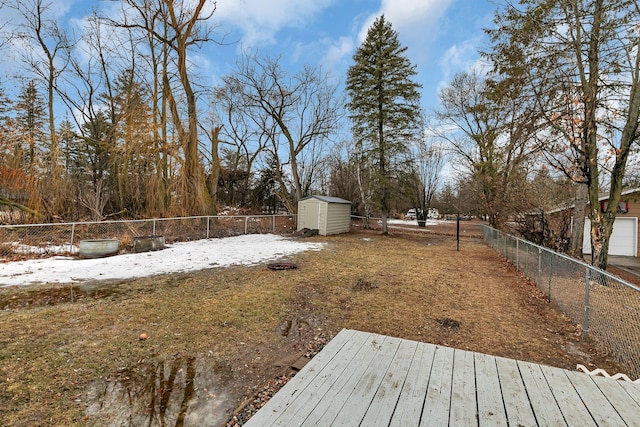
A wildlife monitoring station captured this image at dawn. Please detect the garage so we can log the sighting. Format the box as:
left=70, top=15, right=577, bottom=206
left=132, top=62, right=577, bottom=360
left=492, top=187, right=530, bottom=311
left=583, top=217, right=638, bottom=256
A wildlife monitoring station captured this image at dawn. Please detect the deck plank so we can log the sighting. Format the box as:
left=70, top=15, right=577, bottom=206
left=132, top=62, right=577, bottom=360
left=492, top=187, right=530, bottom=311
left=388, top=340, right=436, bottom=426
left=420, top=345, right=455, bottom=426
left=246, top=329, right=640, bottom=427
left=517, top=361, right=567, bottom=426
left=494, top=356, right=537, bottom=427
left=359, top=338, right=419, bottom=426
left=564, top=370, right=628, bottom=426
left=449, top=349, right=477, bottom=426
left=475, top=352, right=508, bottom=426
left=588, top=374, right=640, bottom=426
left=330, top=335, right=405, bottom=425
left=295, top=333, right=391, bottom=425
left=243, top=329, right=361, bottom=426
left=538, top=364, right=597, bottom=426
left=617, top=379, right=640, bottom=406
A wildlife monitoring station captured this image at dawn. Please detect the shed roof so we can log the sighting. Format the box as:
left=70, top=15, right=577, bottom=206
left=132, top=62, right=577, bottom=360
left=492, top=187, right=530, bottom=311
left=300, top=195, right=351, bottom=204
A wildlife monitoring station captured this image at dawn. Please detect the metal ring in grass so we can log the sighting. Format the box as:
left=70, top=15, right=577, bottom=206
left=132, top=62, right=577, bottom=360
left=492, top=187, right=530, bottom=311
left=267, top=262, right=298, bottom=271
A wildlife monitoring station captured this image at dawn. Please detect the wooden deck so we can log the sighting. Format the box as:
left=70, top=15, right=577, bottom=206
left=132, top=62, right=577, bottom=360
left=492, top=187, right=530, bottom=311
left=245, top=329, right=640, bottom=426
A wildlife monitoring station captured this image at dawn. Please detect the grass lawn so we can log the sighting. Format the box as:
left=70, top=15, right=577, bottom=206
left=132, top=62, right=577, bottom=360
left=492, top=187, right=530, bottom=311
left=0, top=224, right=622, bottom=426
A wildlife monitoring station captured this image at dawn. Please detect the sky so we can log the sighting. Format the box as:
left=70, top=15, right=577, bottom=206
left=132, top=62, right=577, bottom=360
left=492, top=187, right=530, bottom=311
left=206, top=0, right=497, bottom=111
left=0, top=219, right=435, bottom=286
left=0, top=0, right=499, bottom=115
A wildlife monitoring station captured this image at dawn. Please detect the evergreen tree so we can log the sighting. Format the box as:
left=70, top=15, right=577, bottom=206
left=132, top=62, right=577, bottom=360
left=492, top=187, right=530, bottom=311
left=346, top=15, right=423, bottom=233
left=15, top=80, right=47, bottom=168
left=0, top=80, right=11, bottom=122
left=0, top=80, right=14, bottom=162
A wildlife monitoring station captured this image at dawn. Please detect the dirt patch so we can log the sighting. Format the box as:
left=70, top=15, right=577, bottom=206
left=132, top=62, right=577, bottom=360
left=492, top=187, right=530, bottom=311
left=0, top=225, right=625, bottom=426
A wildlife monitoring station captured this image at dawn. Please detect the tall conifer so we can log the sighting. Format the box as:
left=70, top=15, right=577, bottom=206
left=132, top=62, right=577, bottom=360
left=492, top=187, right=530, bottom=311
left=346, top=15, right=422, bottom=233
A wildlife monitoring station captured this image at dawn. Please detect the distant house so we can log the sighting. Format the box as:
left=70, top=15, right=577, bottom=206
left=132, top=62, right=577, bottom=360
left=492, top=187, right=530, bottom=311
left=583, top=189, right=640, bottom=257
left=297, top=196, right=351, bottom=236
left=541, top=188, right=640, bottom=257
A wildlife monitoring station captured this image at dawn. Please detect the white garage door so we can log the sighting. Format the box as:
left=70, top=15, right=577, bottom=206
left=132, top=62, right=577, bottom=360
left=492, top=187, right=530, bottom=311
left=583, top=217, right=638, bottom=256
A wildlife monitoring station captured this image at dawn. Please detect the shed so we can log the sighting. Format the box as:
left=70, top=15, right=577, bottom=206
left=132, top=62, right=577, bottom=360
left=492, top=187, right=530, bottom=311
left=297, top=195, right=351, bottom=236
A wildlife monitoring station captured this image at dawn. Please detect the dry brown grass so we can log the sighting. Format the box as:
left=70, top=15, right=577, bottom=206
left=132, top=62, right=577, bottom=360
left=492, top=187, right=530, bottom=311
left=0, top=227, right=622, bottom=426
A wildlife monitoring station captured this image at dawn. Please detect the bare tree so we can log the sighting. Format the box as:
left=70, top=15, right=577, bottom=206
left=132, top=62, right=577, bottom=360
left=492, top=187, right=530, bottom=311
left=436, top=70, right=537, bottom=227
left=409, top=136, right=445, bottom=224
left=488, top=0, right=640, bottom=268
left=119, top=0, right=216, bottom=215
left=219, top=54, right=342, bottom=212
left=8, top=0, right=71, bottom=215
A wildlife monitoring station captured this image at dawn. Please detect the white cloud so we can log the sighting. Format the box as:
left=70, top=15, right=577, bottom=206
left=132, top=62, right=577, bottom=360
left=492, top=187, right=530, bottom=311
left=439, top=40, right=479, bottom=81
left=357, top=0, right=454, bottom=44
left=214, top=0, right=336, bottom=51
left=436, top=40, right=491, bottom=95
left=319, top=36, right=354, bottom=74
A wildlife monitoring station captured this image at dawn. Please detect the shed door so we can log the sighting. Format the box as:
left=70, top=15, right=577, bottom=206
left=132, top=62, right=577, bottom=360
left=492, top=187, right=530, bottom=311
left=583, top=217, right=637, bottom=256
left=304, top=202, right=320, bottom=229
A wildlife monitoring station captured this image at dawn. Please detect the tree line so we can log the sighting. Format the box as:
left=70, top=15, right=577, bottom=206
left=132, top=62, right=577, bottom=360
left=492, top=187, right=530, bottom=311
left=1, top=0, right=640, bottom=269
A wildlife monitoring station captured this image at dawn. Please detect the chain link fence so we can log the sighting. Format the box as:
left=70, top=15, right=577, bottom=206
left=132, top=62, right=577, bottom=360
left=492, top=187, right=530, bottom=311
left=0, top=214, right=297, bottom=260
left=481, top=225, right=640, bottom=379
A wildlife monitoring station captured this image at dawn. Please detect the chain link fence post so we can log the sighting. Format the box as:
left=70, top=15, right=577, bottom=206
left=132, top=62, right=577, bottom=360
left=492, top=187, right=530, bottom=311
left=537, top=247, right=542, bottom=289
left=480, top=224, right=640, bottom=378
left=70, top=223, right=76, bottom=254
left=583, top=268, right=591, bottom=339
left=547, top=253, right=553, bottom=303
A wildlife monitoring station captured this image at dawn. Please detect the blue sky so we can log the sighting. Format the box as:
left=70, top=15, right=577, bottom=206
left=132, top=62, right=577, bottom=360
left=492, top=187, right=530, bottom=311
left=210, top=0, right=497, bottom=112
left=1, top=0, right=498, bottom=115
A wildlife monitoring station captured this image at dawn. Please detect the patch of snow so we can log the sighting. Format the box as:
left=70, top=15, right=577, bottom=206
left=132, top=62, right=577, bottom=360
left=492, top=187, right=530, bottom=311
left=0, top=234, right=325, bottom=287
left=6, top=241, right=77, bottom=255
left=386, top=219, right=441, bottom=226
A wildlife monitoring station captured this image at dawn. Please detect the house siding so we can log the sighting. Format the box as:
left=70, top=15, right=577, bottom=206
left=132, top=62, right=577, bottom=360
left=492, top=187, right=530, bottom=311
left=607, top=193, right=640, bottom=255
left=544, top=190, right=640, bottom=256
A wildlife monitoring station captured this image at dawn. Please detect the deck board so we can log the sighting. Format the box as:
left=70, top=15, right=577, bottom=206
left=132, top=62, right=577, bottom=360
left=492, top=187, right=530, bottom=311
left=518, top=361, right=568, bottom=426
left=449, top=349, right=477, bottom=426
left=539, top=364, right=597, bottom=426
left=388, top=340, right=435, bottom=426
left=420, top=345, right=454, bottom=426
left=475, top=351, right=508, bottom=426
left=244, top=329, right=640, bottom=426
left=588, top=374, right=640, bottom=425
left=494, top=356, right=537, bottom=427
left=359, top=339, right=418, bottom=426
left=564, top=369, right=627, bottom=426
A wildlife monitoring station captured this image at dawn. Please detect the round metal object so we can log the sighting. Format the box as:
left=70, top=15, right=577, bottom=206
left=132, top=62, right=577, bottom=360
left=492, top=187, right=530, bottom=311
left=267, top=262, right=298, bottom=271
left=79, top=239, right=119, bottom=259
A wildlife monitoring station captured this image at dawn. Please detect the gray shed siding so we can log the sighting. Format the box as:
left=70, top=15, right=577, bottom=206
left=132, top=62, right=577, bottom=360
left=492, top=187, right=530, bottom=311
left=324, top=203, right=351, bottom=235
left=297, top=196, right=351, bottom=236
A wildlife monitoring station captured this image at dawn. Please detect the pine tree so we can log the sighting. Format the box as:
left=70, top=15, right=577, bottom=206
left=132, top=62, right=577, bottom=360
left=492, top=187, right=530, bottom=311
left=346, top=15, right=423, bottom=233
left=15, top=80, right=47, bottom=168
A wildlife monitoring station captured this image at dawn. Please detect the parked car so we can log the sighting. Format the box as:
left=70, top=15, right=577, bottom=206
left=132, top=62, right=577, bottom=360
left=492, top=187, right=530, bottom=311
left=406, top=208, right=417, bottom=219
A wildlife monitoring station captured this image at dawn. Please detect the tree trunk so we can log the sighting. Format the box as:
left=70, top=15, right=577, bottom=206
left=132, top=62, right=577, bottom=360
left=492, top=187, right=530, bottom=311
left=381, top=211, right=388, bottom=234
left=590, top=216, right=614, bottom=270
left=568, top=183, right=588, bottom=258
left=207, top=126, right=222, bottom=215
